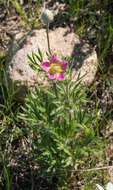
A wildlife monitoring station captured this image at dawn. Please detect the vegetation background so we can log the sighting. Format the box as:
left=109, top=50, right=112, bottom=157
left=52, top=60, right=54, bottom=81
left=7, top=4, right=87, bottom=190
left=0, top=0, right=113, bottom=189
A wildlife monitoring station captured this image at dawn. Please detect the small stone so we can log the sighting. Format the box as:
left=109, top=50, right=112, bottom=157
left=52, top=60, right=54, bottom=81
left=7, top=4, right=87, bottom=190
left=5, top=27, right=98, bottom=101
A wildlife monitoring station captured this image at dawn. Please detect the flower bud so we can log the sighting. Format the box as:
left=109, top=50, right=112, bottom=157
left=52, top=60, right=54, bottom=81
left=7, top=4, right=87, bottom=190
left=41, top=9, right=53, bottom=24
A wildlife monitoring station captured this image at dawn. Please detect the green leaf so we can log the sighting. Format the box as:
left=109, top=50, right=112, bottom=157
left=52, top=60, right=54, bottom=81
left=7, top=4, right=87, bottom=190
left=38, top=48, right=43, bottom=62
left=50, top=105, right=64, bottom=116
left=10, top=0, right=28, bottom=25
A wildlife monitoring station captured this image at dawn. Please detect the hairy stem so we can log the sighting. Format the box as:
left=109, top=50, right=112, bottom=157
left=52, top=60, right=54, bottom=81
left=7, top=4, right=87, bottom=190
left=46, top=23, right=51, bottom=55
left=53, top=82, right=58, bottom=98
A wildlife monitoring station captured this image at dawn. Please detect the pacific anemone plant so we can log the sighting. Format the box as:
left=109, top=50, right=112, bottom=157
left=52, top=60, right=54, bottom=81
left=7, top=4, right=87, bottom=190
left=19, top=9, right=101, bottom=189
left=20, top=52, right=102, bottom=188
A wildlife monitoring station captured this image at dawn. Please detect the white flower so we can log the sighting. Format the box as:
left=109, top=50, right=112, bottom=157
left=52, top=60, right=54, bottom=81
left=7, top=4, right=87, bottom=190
left=41, top=9, right=53, bottom=24
left=96, top=182, right=113, bottom=190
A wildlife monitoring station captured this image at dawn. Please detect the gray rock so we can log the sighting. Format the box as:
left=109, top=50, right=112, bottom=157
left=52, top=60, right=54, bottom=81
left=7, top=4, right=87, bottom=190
left=5, top=27, right=98, bottom=101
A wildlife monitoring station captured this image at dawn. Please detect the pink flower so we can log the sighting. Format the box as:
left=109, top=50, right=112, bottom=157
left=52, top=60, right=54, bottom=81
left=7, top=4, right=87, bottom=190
left=41, top=56, right=69, bottom=80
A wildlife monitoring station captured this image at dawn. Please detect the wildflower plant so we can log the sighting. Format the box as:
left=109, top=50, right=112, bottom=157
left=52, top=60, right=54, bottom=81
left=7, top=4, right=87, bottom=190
left=20, top=49, right=100, bottom=187
left=20, top=9, right=101, bottom=188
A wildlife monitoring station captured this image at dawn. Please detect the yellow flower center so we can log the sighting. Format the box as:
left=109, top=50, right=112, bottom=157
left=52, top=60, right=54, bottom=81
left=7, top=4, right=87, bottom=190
left=49, top=63, right=62, bottom=75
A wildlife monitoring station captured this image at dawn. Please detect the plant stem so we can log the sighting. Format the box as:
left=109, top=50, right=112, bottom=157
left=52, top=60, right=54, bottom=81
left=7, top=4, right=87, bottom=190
left=46, top=23, right=51, bottom=55
left=53, top=82, right=58, bottom=98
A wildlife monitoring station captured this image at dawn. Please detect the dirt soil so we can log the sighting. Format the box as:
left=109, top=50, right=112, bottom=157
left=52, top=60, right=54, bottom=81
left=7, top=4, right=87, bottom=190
left=0, top=0, right=113, bottom=189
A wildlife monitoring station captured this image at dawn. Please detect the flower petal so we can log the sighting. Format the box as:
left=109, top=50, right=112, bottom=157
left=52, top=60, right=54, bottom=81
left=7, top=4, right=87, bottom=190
left=50, top=55, right=60, bottom=64
left=41, top=62, right=50, bottom=71
left=47, top=72, right=56, bottom=79
left=56, top=72, right=65, bottom=80
left=60, top=61, right=69, bottom=71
